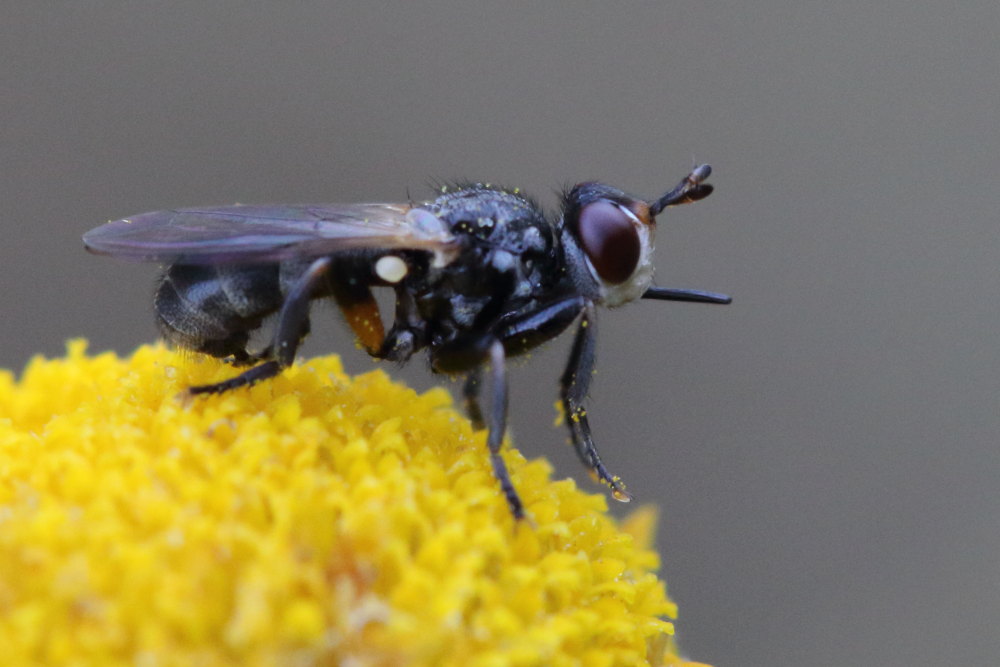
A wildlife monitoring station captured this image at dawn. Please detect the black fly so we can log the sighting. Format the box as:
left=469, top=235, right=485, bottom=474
left=83, top=165, right=730, bottom=519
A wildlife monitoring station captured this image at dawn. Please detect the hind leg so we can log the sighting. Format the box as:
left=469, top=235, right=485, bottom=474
left=187, top=258, right=331, bottom=395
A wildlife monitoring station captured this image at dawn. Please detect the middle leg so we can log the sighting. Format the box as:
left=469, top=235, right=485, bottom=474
left=433, top=336, right=523, bottom=519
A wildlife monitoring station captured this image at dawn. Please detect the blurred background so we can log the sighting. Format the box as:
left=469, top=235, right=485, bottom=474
left=4, top=3, right=999, bottom=665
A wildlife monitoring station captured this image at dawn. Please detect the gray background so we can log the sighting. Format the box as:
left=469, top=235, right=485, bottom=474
left=4, top=4, right=999, bottom=666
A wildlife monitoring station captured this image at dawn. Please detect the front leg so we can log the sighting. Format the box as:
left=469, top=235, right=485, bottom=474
left=495, top=295, right=629, bottom=499
left=559, top=300, right=633, bottom=503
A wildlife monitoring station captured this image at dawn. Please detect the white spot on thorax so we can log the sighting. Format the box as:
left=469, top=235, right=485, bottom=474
left=375, top=255, right=408, bottom=283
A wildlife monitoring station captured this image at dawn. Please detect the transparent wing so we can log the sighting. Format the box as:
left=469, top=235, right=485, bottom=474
left=83, top=203, right=456, bottom=264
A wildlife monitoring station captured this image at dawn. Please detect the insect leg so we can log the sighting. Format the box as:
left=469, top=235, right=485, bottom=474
left=495, top=296, right=586, bottom=356
left=462, top=369, right=485, bottom=430
left=560, top=300, right=633, bottom=503
left=376, top=287, right=426, bottom=363
left=187, top=257, right=332, bottom=395
left=482, top=338, right=524, bottom=519
left=431, top=336, right=524, bottom=519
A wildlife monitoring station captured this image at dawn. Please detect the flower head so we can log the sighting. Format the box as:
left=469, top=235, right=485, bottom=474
left=0, top=341, right=704, bottom=666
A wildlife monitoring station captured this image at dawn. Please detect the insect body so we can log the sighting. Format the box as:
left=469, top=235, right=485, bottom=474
left=83, top=165, right=730, bottom=519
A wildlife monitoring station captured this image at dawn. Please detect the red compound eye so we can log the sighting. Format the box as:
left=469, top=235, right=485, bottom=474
left=576, top=201, right=640, bottom=284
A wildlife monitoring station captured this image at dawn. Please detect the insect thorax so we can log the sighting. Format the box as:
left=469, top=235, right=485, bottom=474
left=407, top=186, right=563, bottom=348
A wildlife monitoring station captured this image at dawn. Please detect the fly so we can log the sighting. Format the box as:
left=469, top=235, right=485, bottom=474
left=83, top=164, right=730, bottom=519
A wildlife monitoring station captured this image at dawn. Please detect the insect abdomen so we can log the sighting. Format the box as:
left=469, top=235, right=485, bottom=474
left=155, top=263, right=285, bottom=358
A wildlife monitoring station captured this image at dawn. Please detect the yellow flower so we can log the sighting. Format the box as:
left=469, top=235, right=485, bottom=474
left=0, top=340, right=706, bottom=666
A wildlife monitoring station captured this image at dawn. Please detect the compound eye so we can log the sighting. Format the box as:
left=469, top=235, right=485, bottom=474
left=576, top=201, right=641, bottom=284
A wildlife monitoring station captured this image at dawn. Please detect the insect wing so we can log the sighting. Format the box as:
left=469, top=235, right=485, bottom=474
left=83, top=203, right=456, bottom=264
